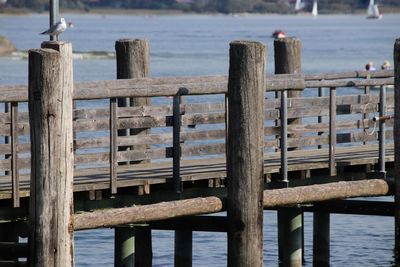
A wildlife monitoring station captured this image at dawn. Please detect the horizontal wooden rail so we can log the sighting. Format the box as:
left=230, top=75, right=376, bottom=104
left=74, top=179, right=389, bottom=230
left=74, top=196, right=224, bottom=230
left=0, top=70, right=394, bottom=102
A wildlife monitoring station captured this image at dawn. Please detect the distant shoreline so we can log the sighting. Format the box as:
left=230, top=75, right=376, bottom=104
left=1, top=6, right=400, bottom=16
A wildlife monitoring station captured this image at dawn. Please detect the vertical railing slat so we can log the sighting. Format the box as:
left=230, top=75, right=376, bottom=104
left=5, top=102, right=10, bottom=176
left=11, top=102, right=19, bottom=208
left=110, top=98, right=117, bottom=194
left=379, top=85, right=386, bottom=173
left=173, top=94, right=182, bottom=193
left=318, top=87, right=324, bottom=149
left=364, top=74, right=371, bottom=146
left=280, top=90, right=288, bottom=182
left=329, top=87, right=337, bottom=176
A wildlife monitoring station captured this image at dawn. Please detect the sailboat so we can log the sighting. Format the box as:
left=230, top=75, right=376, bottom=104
left=294, top=0, right=303, bottom=12
left=311, top=0, right=318, bottom=17
left=366, top=0, right=382, bottom=19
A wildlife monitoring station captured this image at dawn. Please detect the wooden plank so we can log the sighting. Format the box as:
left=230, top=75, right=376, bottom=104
left=0, top=144, right=11, bottom=156
left=0, top=69, right=394, bottom=102
left=265, top=93, right=393, bottom=109
left=181, top=143, right=225, bottom=157
left=118, top=105, right=172, bottom=117
left=74, top=108, right=109, bottom=120
left=265, top=119, right=382, bottom=136
left=117, top=129, right=226, bottom=147
left=74, top=137, right=109, bottom=149
left=184, top=102, right=225, bottom=114
left=304, top=69, right=393, bottom=80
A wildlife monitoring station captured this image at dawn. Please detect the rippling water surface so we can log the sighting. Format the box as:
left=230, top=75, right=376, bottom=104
left=1, top=13, right=399, bottom=266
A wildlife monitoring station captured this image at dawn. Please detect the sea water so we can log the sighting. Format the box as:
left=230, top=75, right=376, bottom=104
left=1, top=13, right=399, bottom=266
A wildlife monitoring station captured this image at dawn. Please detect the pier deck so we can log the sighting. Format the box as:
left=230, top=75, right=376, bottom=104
left=0, top=143, right=394, bottom=199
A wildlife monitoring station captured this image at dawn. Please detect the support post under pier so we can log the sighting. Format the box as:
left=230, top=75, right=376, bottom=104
left=274, top=37, right=304, bottom=267
left=175, top=230, right=193, bottom=267
left=227, top=40, right=265, bottom=266
left=114, top=38, right=151, bottom=267
left=313, top=212, right=330, bottom=267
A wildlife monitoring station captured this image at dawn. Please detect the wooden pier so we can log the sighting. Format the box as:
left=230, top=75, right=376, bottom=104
left=0, top=37, right=399, bottom=266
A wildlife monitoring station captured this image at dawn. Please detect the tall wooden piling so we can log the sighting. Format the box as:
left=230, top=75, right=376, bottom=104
left=28, top=41, right=74, bottom=267
left=227, top=40, right=265, bottom=266
left=274, top=38, right=301, bottom=100
left=394, top=38, right=400, bottom=262
left=114, top=39, right=152, bottom=267
left=115, top=38, right=150, bottom=127
left=274, top=37, right=304, bottom=267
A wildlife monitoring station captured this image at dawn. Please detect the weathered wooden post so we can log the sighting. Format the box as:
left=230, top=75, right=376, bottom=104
left=274, top=37, right=304, bottom=267
left=227, top=40, right=265, bottom=266
left=114, top=39, right=152, bottom=267
left=394, top=38, right=400, bottom=262
left=28, top=41, right=74, bottom=266
left=115, top=38, right=150, bottom=117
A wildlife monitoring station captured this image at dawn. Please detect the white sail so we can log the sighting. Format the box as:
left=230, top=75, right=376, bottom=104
left=312, top=0, right=318, bottom=17
left=367, top=0, right=382, bottom=19
left=372, top=5, right=380, bottom=16
left=295, top=0, right=302, bottom=11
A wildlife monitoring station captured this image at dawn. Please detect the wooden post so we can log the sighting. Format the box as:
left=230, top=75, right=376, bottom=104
left=135, top=226, right=152, bottom=267
left=28, top=41, right=74, bottom=267
left=394, top=38, right=400, bottom=262
left=114, top=226, right=135, bottom=267
left=175, top=230, right=193, bottom=267
left=274, top=38, right=301, bottom=100
left=313, top=212, right=330, bottom=267
left=115, top=38, right=150, bottom=134
left=227, top=40, right=265, bottom=266
left=114, top=39, right=152, bottom=267
left=274, top=37, right=304, bottom=267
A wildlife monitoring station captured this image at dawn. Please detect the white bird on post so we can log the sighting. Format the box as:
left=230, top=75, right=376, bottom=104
left=40, top=17, right=67, bottom=41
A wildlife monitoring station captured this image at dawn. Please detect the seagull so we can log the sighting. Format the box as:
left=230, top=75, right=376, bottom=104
left=40, top=17, right=67, bottom=41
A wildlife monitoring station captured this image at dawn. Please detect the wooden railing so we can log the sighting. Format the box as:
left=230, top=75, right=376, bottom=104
left=0, top=68, right=395, bottom=207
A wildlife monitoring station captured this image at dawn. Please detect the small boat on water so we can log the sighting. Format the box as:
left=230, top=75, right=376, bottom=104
left=366, top=0, right=382, bottom=19
left=272, top=30, right=286, bottom=39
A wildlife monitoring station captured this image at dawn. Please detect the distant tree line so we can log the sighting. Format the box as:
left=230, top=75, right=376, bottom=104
left=5, top=0, right=400, bottom=13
